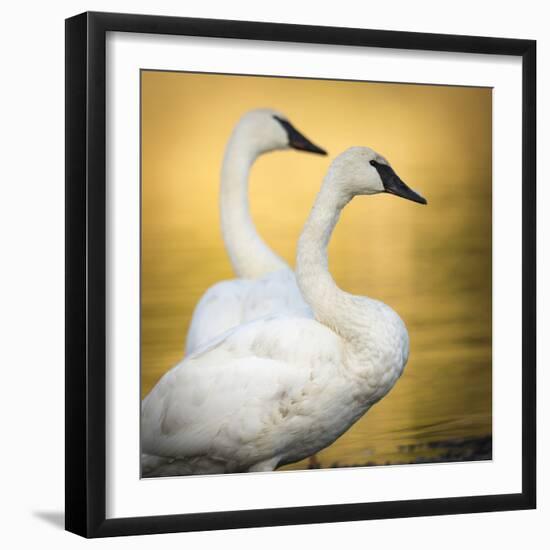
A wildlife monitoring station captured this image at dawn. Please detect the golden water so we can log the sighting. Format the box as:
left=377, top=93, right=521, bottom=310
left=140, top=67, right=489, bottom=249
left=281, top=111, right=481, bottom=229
left=141, top=71, right=492, bottom=469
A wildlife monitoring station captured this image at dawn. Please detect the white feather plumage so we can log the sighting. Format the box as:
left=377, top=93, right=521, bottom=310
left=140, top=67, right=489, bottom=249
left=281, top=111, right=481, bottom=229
left=184, top=109, right=322, bottom=355
left=142, top=147, right=425, bottom=476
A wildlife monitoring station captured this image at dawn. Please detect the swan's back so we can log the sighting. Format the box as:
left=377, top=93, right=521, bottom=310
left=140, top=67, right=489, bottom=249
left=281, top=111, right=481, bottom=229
left=241, top=268, right=312, bottom=322
left=184, top=277, right=250, bottom=355
left=184, top=268, right=312, bottom=355
left=142, top=316, right=344, bottom=473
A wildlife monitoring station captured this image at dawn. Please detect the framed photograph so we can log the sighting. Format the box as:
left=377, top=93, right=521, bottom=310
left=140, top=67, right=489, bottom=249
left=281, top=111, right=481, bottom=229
left=65, top=11, right=536, bottom=538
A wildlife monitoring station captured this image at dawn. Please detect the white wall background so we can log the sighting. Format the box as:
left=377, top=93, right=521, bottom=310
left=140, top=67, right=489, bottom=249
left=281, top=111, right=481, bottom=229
left=0, top=1, right=546, bottom=548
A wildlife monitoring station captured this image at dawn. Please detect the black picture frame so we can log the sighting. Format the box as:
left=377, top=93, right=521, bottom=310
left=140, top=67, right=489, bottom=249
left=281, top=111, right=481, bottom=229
left=65, top=11, right=536, bottom=538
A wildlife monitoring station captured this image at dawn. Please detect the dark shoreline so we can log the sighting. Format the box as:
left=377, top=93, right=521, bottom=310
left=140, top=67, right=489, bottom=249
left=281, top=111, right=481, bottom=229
left=309, top=435, right=493, bottom=469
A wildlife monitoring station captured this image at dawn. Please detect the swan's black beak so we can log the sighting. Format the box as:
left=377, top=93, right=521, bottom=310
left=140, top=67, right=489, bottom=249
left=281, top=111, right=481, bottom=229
left=370, top=160, right=427, bottom=205
left=273, top=115, right=327, bottom=156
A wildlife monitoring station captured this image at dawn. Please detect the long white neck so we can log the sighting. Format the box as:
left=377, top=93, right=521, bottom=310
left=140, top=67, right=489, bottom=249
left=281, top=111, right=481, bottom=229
left=297, top=157, right=410, bottom=400
left=220, top=134, right=288, bottom=279
left=296, top=179, right=374, bottom=344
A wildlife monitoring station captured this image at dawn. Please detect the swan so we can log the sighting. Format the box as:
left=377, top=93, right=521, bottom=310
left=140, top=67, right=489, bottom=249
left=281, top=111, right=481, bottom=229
left=184, top=109, right=326, bottom=355
left=142, top=146, right=427, bottom=476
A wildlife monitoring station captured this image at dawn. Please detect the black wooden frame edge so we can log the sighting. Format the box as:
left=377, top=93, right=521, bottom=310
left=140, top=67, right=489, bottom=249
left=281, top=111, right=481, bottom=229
left=65, top=11, right=537, bottom=538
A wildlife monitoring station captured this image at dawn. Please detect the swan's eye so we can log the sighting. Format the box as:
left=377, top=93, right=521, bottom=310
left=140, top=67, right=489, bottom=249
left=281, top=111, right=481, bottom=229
left=370, top=160, right=378, bottom=167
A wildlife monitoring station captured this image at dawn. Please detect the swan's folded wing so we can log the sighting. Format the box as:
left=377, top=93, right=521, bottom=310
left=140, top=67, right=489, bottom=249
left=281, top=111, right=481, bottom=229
left=187, top=314, right=343, bottom=367
left=141, top=356, right=309, bottom=460
left=142, top=317, right=344, bottom=461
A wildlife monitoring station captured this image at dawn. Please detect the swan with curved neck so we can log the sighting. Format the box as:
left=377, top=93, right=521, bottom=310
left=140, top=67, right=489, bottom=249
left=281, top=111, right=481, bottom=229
left=221, top=109, right=326, bottom=278
left=143, top=147, right=426, bottom=476
left=184, top=109, right=326, bottom=355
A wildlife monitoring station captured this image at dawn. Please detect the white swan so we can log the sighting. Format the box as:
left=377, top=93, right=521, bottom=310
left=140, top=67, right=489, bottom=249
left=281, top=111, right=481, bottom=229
left=142, top=147, right=427, bottom=476
left=184, top=109, right=326, bottom=355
